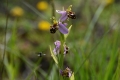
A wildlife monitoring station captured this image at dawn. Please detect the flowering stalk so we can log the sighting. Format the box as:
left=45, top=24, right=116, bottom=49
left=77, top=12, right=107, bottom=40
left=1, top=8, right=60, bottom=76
left=49, top=5, right=76, bottom=79
left=58, top=38, right=64, bottom=69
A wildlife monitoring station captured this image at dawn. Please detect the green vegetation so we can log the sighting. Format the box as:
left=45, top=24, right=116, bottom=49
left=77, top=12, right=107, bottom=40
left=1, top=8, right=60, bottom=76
left=0, top=0, right=120, bottom=80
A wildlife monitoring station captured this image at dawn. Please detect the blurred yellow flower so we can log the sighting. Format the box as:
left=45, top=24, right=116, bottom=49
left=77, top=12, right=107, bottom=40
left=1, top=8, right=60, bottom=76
left=38, top=21, right=51, bottom=31
left=106, top=0, right=114, bottom=5
left=36, top=1, right=48, bottom=11
left=101, top=0, right=114, bottom=5
left=10, top=6, right=24, bottom=17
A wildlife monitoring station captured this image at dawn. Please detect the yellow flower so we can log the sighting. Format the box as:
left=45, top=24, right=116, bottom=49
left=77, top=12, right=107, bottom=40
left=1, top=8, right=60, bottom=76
left=36, top=1, right=48, bottom=11
left=10, top=6, right=24, bottom=17
left=106, top=0, right=114, bottom=4
left=38, top=21, right=51, bottom=31
left=101, top=0, right=114, bottom=5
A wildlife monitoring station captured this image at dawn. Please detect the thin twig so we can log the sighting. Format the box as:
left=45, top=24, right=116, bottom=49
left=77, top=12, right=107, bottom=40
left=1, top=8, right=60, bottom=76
left=51, top=0, right=56, bottom=17
left=0, top=0, right=9, bottom=80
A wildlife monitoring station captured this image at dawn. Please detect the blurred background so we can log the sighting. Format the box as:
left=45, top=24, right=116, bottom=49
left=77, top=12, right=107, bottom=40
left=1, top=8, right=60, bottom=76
left=0, top=0, right=120, bottom=80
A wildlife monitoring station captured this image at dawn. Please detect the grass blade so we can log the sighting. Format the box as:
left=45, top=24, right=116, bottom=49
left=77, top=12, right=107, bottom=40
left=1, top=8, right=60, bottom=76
left=49, top=46, right=58, bottom=64
left=70, top=72, right=74, bottom=80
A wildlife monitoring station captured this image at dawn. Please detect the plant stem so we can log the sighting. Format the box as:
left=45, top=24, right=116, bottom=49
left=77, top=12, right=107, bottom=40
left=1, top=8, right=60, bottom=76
left=0, top=0, right=8, bottom=79
left=51, top=0, right=56, bottom=18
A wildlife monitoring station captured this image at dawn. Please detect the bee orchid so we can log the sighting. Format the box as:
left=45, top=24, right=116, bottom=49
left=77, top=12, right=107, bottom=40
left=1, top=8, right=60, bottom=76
left=53, top=40, right=69, bottom=55
left=60, top=67, right=72, bottom=77
left=53, top=40, right=61, bottom=55
left=50, top=18, right=68, bottom=34
left=56, top=5, right=76, bottom=22
left=50, top=5, right=76, bottom=34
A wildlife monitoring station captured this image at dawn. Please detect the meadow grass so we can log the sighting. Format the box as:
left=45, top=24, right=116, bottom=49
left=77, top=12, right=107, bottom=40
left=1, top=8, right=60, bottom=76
left=0, top=0, right=120, bottom=80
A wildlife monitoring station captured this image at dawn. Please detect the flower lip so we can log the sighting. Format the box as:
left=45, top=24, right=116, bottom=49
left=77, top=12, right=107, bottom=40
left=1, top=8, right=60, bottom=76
left=64, top=45, right=69, bottom=55
left=67, top=11, right=76, bottom=19
left=50, top=26, right=57, bottom=33
left=50, top=23, right=58, bottom=34
left=60, top=67, right=72, bottom=77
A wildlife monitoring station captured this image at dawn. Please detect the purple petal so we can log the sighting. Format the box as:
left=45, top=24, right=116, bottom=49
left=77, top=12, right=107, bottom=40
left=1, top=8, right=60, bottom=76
left=53, top=40, right=61, bottom=55
left=56, top=10, right=68, bottom=22
left=58, top=22, right=68, bottom=34
left=68, top=72, right=72, bottom=77
left=56, top=10, right=66, bottom=14
left=54, top=40, right=61, bottom=48
left=60, top=13, right=67, bottom=22
left=63, top=23, right=67, bottom=26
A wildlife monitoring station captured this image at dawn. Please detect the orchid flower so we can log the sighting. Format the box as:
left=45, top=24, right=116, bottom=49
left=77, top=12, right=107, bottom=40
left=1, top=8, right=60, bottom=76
left=50, top=17, right=68, bottom=34
left=56, top=5, right=76, bottom=22
left=50, top=5, right=76, bottom=34
left=60, top=67, right=72, bottom=77
left=53, top=40, right=69, bottom=55
left=53, top=40, right=61, bottom=55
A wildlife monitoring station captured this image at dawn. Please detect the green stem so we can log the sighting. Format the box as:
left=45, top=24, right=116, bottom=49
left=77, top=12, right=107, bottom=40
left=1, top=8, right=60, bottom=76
left=51, top=0, right=56, bottom=17
left=0, top=0, right=8, bottom=79
left=60, top=33, right=65, bottom=68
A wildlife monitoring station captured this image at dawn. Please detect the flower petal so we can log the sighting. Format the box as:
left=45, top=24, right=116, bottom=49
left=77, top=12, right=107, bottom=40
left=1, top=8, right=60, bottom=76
left=58, top=22, right=68, bottom=34
left=68, top=72, right=72, bottom=77
left=56, top=10, right=67, bottom=22
left=63, top=23, right=67, bottom=26
left=54, top=40, right=61, bottom=48
left=56, top=10, right=66, bottom=14
left=53, top=40, right=61, bottom=55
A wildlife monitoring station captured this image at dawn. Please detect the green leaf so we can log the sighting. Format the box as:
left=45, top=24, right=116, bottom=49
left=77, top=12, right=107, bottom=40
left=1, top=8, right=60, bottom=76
left=70, top=72, right=74, bottom=80
left=49, top=46, right=58, bottom=64
left=64, top=25, right=72, bottom=41
left=48, top=64, right=57, bottom=80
